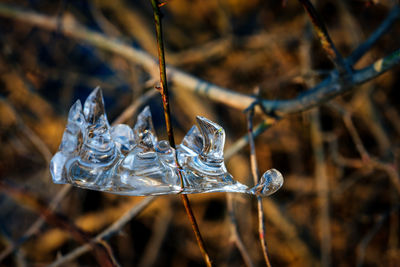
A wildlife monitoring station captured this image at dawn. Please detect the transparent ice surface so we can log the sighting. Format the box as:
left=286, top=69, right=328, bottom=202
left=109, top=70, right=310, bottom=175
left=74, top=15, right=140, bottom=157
left=50, top=87, right=283, bottom=196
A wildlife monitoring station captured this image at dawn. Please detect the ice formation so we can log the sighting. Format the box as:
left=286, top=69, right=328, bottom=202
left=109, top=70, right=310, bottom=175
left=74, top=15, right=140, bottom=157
left=50, top=88, right=283, bottom=196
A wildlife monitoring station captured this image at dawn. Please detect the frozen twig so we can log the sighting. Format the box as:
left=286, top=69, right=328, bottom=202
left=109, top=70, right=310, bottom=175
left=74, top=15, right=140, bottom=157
left=149, top=1, right=212, bottom=266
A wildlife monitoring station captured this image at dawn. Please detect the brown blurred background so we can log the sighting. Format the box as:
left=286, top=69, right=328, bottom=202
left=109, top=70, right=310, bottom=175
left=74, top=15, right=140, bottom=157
left=0, top=0, right=399, bottom=266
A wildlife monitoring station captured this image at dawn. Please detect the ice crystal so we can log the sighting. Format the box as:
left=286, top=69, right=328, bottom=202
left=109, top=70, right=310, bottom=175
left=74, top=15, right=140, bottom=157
left=50, top=88, right=284, bottom=196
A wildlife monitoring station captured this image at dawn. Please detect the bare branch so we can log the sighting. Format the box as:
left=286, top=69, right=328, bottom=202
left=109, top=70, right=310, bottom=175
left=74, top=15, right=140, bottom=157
left=298, top=0, right=350, bottom=73
left=348, top=4, right=400, bottom=65
left=310, top=109, right=332, bottom=267
left=226, top=195, right=254, bottom=267
left=0, top=4, right=398, bottom=118
left=48, top=197, right=155, bottom=267
left=246, top=108, right=272, bottom=267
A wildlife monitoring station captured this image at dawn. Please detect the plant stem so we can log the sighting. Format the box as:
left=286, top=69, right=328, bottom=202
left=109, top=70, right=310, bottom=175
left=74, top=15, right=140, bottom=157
left=149, top=1, right=212, bottom=266
left=150, top=0, right=175, bottom=148
left=297, top=0, right=350, bottom=74
left=246, top=108, right=272, bottom=267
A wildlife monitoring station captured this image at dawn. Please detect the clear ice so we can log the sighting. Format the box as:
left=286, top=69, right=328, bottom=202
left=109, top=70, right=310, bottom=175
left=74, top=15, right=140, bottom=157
left=50, top=88, right=284, bottom=196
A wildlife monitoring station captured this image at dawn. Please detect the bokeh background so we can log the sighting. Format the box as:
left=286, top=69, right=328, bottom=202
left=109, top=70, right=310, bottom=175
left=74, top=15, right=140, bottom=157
left=0, top=0, right=399, bottom=266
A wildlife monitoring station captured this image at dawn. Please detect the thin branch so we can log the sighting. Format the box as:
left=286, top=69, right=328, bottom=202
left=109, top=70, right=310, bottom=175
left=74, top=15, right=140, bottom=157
left=309, top=109, right=332, bottom=267
left=348, top=4, right=400, bottom=65
left=328, top=103, right=400, bottom=195
left=0, top=4, right=398, bottom=117
left=0, top=182, right=119, bottom=267
left=0, top=99, right=73, bottom=263
left=356, top=205, right=400, bottom=267
left=225, top=118, right=277, bottom=160
left=297, top=0, right=350, bottom=74
left=226, top=195, right=254, bottom=267
left=112, top=88, right=158, bottom=126
left=149, top=1, right=212, bottom=266
left=48, top=197, right=155, bottom=267
left=246, top=108, right=272, bottom=267
left=330, top=103, right=371, bottom=161
left=150, top=0, right=175, bottom=149
left=0, top=184, right=72, bottom=262
left=138, top=205, right=172, bottom=267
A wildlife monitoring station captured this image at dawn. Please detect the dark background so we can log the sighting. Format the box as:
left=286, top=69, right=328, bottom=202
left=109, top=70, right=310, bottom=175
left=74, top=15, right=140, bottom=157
left=0, top=0, right=399, bottom=266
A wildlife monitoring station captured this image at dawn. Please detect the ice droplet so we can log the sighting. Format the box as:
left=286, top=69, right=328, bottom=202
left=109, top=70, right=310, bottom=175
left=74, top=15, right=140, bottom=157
left=250, top=169, right=284, bottom=196
left=49, top=87, right=283, bottom=196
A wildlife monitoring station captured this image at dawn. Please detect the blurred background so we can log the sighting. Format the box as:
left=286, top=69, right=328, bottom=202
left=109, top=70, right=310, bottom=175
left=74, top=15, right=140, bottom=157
left=0, top=0, right=399, bottom=266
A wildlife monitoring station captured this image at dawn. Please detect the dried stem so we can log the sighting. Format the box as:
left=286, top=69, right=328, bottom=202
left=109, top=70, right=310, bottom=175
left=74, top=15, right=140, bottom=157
left=149, top=1, right=212, bottom=266
left=246, top=108, right=272, bottom=267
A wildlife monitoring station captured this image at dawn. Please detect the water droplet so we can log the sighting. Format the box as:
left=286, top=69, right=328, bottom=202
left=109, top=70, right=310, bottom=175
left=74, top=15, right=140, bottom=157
left=250, top=169, right=284, bottom=196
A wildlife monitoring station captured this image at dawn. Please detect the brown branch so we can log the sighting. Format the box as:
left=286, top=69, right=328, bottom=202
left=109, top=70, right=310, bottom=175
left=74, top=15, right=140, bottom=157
left=0, top=184, right=72, bottom=262
left=348, top=4, right=400, bottom=65
left=48, top=197, right=155, bottom=267
left=0, top=181, right=119, bottom=267
left=138, top=205, right=172, bottom=267
left=0, top=4, right=398, bottom=118
left=225, top=118, right=277, bottom=160
left=149, top=1, right=212, bottom=266
left=111, top=88, right=158, bottom=126
left=356, top=206, right=400, bottom=267
left=328, top=103, right=400, bottom=195
left=226, top=194, right=254, bottom=267
left=297, top=0, right=350, bottom=74
left=309, top=109, right=332, bottom=267
left=246, top=108, right=272, bottom=267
